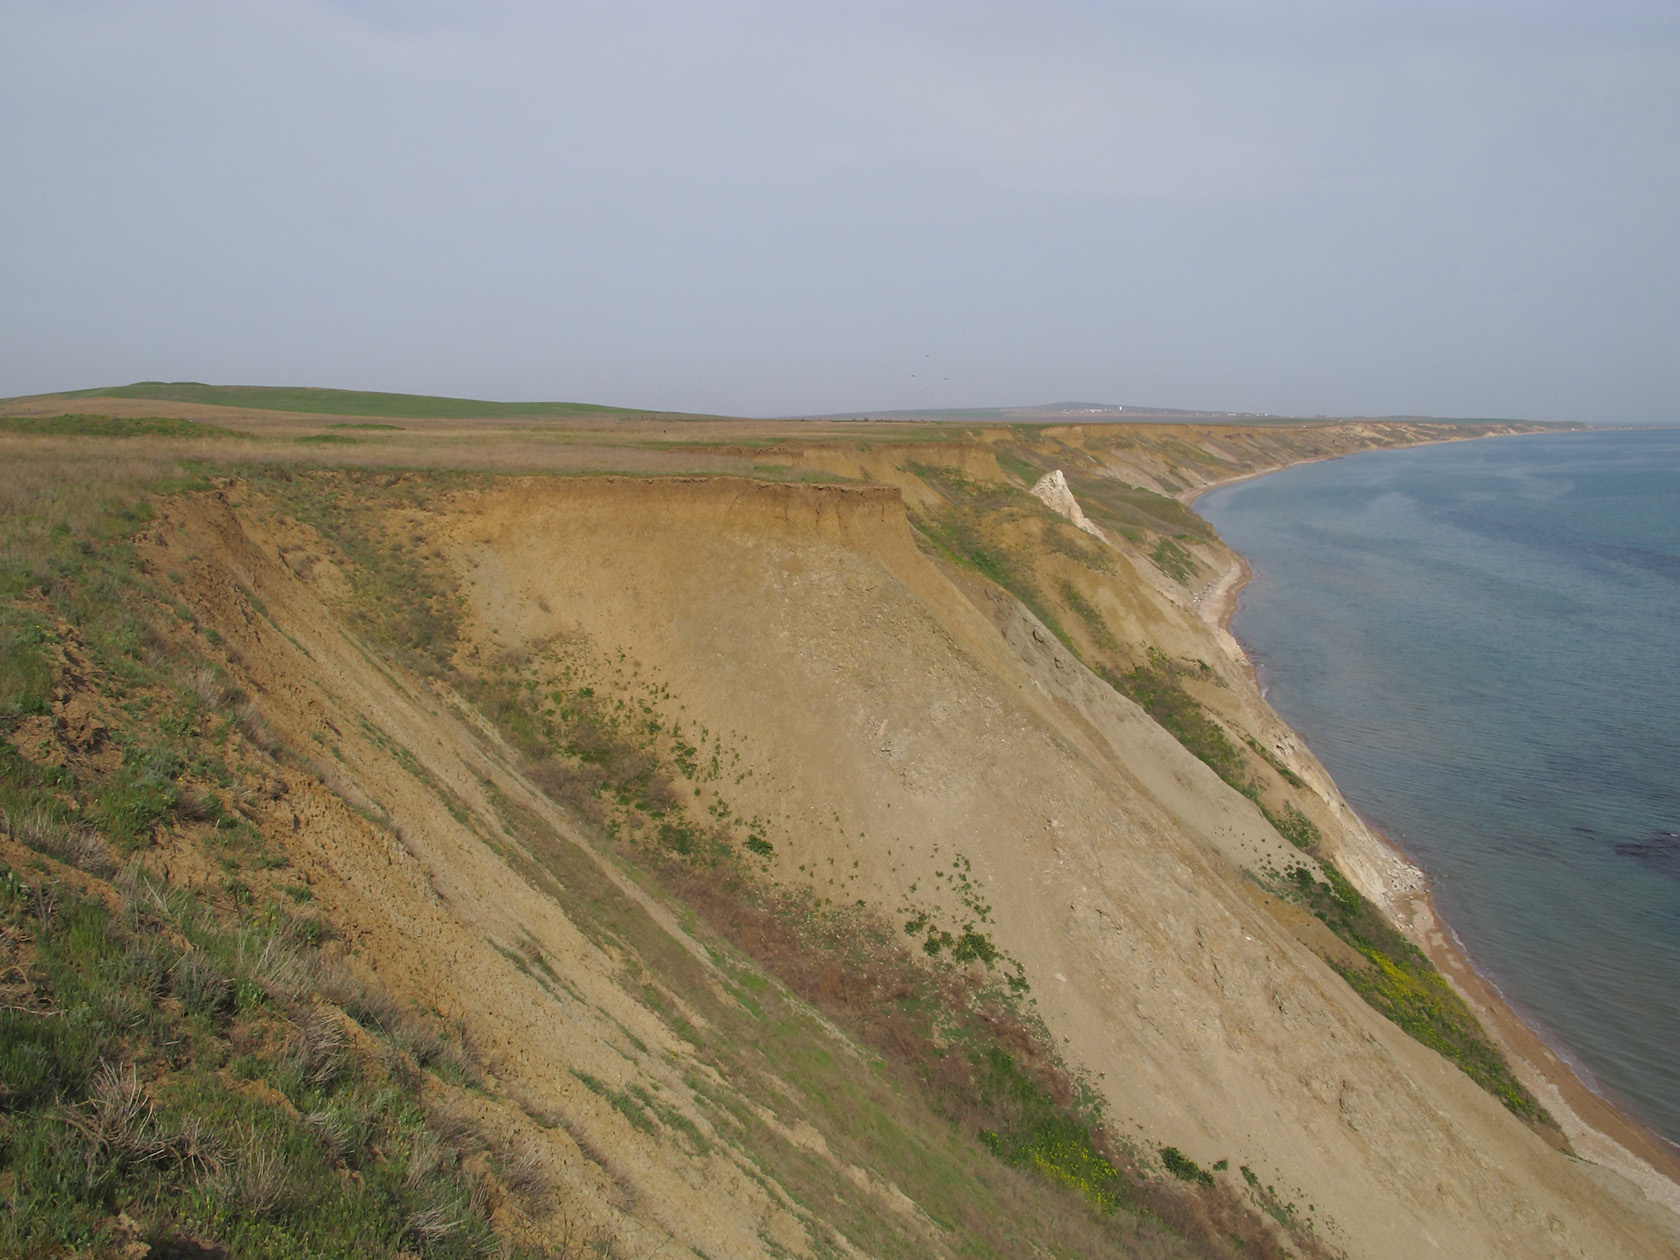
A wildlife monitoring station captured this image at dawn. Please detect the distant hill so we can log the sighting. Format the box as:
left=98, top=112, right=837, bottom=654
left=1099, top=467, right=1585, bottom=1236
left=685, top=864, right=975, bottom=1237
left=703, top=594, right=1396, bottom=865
left=49, top=381, right=645, bottom=420
left=800, top=401, right=1159, bottom=422
left=4, top=382, right=1550, bottom=429
left=801, top=401, right=1533, bottom=425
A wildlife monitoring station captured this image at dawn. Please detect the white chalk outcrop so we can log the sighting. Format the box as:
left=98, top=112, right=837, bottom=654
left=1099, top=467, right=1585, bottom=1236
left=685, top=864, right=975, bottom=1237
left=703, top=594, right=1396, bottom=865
left=1029, top=468, right=1106, bottom=541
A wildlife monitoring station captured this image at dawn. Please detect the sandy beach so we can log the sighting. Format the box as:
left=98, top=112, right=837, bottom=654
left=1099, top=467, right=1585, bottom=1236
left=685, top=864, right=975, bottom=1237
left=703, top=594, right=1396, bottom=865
left=1184, top=465, right=1680, bottom=1230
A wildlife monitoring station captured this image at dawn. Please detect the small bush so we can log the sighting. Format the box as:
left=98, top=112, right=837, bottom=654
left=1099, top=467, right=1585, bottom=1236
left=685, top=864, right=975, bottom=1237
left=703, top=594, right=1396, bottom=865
left=118, top=936, right=176, bottom=1001
left=187, top=666, right=229, bottom=711
left=0, top=413, right=239, bottom=440
left=1160, top=1146, right=1214, bottom=1187
left=288, top=1005, right=347, bottom=1086
left=237, top=701, right=284, bottom=755
left=313, top=956, right=472, bottom=1079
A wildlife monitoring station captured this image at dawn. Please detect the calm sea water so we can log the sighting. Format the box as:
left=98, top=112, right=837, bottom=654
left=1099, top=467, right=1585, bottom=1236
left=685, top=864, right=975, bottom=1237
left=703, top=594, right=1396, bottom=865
left=1199, top=427, right=1680, bottom=1146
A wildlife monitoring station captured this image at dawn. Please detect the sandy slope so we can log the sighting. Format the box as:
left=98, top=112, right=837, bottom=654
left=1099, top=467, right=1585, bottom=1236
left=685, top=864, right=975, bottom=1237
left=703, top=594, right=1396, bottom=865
left=140, top=470, right=1680, bottom=1258
left=437, top=476, right=1676, bottom=1259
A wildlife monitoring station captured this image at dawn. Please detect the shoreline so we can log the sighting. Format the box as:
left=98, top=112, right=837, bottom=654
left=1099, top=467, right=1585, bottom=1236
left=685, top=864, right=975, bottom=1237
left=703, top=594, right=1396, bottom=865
left=1182, top=460, right=1680, bottom=1222
left=1400, top=868, right=1680, bottom=1213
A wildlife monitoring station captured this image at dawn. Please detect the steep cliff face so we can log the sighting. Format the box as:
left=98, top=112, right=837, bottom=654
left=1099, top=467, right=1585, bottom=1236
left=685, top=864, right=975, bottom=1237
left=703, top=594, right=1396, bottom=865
left=3, top=420, right=1672, bottom=1259
left=425, top=474, right=1670, bottom=1259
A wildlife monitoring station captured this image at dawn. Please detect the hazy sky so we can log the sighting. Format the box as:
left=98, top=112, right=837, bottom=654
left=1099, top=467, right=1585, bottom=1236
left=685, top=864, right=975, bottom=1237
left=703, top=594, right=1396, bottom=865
left=3, top=1, right=1677, bottom=421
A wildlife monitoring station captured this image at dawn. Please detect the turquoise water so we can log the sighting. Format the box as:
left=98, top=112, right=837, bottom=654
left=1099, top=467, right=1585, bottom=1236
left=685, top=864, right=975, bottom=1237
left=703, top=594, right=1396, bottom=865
left=1198, top=427, right=1680, bottom=1147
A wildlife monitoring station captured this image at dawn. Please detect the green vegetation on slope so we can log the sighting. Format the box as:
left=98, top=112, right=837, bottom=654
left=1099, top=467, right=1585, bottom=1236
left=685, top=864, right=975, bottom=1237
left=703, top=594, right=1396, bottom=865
left=65, top=382, right=648, bottom=420
left=1100, top=653, right=1254, bottom=795
left=1107, top=651, right=1553, bottom=1128
left=258, top=467, right=479, bottom=681
left=0, top=860, right=506, bottom=1260
left=1108, top=644, right=1548, bottom=1126
left=1149, top=537, right=1201, bottom=584
left=904, top=462, right=1080, bottom=648
left=1057, top=466, right=1215, bottom=547
left=893, top=453, right=1551, bottom=1133
left=1281, top=862, right=1549, bottom=1125
left=0, top=469, right=541, bottom=1259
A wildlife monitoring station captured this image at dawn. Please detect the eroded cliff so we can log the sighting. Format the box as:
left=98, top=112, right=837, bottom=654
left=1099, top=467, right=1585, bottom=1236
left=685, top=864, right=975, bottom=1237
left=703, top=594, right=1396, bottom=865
left=3, top=414, right=1674, bottom=1260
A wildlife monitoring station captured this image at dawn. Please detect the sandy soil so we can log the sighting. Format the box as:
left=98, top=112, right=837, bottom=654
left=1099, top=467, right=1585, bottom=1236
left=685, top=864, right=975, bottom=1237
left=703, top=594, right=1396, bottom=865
left=425, top=474, right=1680, bottom=1258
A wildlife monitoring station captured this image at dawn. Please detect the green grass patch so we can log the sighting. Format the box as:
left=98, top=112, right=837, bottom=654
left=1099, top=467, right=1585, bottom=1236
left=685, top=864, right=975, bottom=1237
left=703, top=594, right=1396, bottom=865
left=0, top=864, right=503, bottom=1260
left=1262, top=803, right=1320, bottom=850
left=1102, top=653, right=1253, bottom=794
left=1150, top=536, right=1201, bottom=584
left=0, top=464, right=535, bottom=1256
left=992, top=449, right=1044, bottom=486
left=0, top=414, right=242, bottom=439
left=974, top=1048, right=1131, bottom=1213
left=1054, top=465, right=1215, bottom=543
left=256, top=469, right=472, bottom=679
left=0, top=627, right=53, bottom=725
left=88, top=751, right=181, bottom=851
left=1059, top=582, right=1119, bottom=653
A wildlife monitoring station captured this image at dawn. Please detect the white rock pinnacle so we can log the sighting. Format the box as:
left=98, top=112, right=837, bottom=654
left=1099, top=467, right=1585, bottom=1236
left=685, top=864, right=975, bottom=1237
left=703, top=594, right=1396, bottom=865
left=1029, top=469, right=1106, bottom=541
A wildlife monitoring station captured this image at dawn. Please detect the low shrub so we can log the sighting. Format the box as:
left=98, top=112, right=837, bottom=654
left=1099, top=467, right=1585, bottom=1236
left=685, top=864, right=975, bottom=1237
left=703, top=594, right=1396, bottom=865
left=1161, top=1146, right=1214, bottom=1187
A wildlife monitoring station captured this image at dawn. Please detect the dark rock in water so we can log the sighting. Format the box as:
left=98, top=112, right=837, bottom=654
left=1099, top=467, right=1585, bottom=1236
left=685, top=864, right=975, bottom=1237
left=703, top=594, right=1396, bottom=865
left=1614, top=832, right=1680, bottom=880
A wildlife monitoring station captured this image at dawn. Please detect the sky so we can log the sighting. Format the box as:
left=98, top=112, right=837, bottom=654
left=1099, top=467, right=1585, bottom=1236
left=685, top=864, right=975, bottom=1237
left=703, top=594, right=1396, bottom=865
left=2, top=1, right=1677, bottom=422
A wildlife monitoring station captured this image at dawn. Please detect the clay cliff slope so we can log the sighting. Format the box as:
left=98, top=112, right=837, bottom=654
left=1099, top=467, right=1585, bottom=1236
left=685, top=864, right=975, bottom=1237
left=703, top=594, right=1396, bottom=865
left=2, top=415, right=1673, bottom=1260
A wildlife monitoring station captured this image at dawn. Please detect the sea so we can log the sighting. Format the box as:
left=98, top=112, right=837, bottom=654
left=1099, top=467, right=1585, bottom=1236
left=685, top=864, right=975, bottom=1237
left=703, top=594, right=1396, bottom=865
left=1197, top=426, right=1680, bottom=1148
